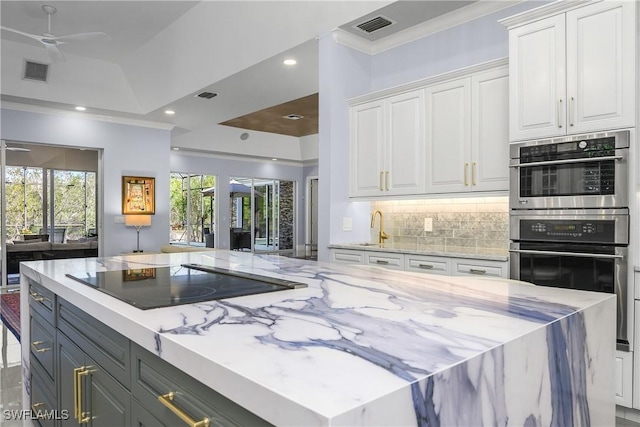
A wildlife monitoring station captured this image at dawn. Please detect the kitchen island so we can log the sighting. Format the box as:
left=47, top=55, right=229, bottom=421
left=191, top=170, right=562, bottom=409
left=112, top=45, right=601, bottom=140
left=20, top=250, right=615, bottom=426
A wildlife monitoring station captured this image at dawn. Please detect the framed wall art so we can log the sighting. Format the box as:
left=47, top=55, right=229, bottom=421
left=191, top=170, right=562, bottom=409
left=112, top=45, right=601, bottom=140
left=122, top=176, right=155, bottom=214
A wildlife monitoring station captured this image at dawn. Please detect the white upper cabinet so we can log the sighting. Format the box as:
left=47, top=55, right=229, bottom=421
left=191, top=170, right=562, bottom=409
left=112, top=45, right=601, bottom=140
left=349, top=61, right=508, bottom=198
left=471, top=68, right=510, bottom=192
left=508, top=1, right=635, bottom=141
left=349, top=100, right=385, bottom=197
left=426, top=67, right=509, bottom=193
left=350, top=90, right=424, bottom=198
left=509, top=15, right=566, bottom=140
left=425, top=78, right=471, bottom=193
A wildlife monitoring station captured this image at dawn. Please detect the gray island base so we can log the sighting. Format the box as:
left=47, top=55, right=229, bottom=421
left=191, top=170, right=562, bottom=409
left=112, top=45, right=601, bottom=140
left=20, top=251, right=615, bottom=426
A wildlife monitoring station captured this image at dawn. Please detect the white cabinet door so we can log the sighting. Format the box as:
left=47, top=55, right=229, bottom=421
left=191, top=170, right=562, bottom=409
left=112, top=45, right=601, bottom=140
left=386, top=90, right=425, bottom=195
left=509, top=14, right=566, bottom=141
left=425, top=78, right=471, bottom=193
left=350, top=101, right=385, bottom=197
left=566, top=1, right=636, bottom=134
left=330, top=249, right=365, bottom=265
left=364, top=252, right=404, bottom=271
left=404, top=254, right=451, bottom=275
left=617, top=349, right=633, bottom=408
left=471, top=67, right=509, bottom=192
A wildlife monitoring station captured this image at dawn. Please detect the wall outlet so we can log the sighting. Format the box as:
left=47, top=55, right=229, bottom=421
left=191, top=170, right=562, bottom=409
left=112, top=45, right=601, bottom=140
left=342, top=217, right=353, bottom=231
left=424, top=217, right=433, bottom=232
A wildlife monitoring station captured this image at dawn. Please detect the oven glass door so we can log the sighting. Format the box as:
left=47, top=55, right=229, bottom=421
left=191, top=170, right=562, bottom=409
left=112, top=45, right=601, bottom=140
left=511, top=242, right=628, bottom=348
left=518, top=159, right=615, bottom=198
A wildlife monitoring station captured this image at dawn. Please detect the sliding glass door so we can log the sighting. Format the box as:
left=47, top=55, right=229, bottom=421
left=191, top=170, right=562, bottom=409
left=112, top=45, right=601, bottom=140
left=169, top=173, right=215, bottom=246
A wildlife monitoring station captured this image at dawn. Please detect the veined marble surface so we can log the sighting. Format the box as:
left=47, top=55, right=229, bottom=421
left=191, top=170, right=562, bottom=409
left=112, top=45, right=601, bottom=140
left=20, top=251, right=614, bottom=426
left=329, top=242, right=509, bottom=261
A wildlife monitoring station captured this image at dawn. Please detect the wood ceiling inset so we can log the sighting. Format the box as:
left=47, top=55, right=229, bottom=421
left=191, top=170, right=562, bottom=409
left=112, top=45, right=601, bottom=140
left=219, top=93, right=318, bottom=137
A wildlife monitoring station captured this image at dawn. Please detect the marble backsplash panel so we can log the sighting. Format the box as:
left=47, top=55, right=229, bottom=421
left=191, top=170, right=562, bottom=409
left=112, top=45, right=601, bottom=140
left=371, top=196, right=509, bottom=251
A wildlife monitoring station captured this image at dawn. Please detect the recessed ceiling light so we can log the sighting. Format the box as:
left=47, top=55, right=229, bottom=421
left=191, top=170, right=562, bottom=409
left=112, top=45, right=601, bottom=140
left=283, top=114, right=304, bottom=120
left=165, top=110, right=175, bottom=115
left=283, top=59, right=297, bottom=66
left=75, top=106, right=86, bottom=111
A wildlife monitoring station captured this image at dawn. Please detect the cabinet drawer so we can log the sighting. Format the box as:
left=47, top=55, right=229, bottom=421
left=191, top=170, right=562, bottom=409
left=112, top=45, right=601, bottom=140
left=30, top=310, right=55, bottom=382
left=57, top=298, right=130, bottom=389
left=30, top=358, right=59, bottom=427
left=331, top=249, right=364, bottom=265
left=28, top=279, right=55, bottom=325
left=364, top=253, right=404, bottom=270
left=131, top=343, right=273, bottom=427
left=405, top=255, right=450, bottom=275
left=453, top=260, right=506, bottom=278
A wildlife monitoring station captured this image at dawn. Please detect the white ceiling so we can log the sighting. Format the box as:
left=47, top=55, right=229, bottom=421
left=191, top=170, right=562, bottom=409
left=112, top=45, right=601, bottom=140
left=0, top=1, right=490, bottom=161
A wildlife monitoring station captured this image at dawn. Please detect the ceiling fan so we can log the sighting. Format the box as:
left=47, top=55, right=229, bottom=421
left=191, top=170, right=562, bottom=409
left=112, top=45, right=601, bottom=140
left=0, top=4, right=111, bottom=62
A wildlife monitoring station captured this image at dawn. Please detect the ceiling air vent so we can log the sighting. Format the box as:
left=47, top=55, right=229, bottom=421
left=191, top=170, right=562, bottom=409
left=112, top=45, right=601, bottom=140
left=23, top=60, right=49, bottom=82
left=195, top=92, right=218, bottom=99
left=355, top=16, right=394, bottom=34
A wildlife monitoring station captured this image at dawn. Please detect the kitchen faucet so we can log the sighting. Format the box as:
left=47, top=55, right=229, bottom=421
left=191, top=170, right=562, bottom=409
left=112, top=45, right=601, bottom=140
left=370, top=210, right=389, bottom=247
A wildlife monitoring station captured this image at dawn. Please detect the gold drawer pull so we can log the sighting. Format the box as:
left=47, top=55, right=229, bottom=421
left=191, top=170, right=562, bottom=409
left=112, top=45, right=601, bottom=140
left=472, top=162, right=477, bottom=186
left=159, top=392, right=210, bottom=427
left=469, top=268, right=487, bottom=275
left=31, top=340, right=51, bottom=353
left=29, top=292, right=45, bottom=302
left=74, top=367, right=91, bottom=424
left=464, top=163, right=469, bottom=186
left=31, top=402, right=45, bottom=413
left=418, top=264, right=434, bottom=269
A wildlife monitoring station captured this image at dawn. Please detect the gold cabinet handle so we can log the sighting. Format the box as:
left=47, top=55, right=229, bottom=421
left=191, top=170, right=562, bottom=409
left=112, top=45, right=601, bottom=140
left=159, top=392, right=210, bottom=427
left=558, top=99, right=563, bottom=128
left=31, top=340, right=51, bottom=353
left=385, top=171, right=389, bottom=191
left=569, top=96, right=574, bottom=127
left=464, top=163, right=469, bottom=186
left=74, top=367, right=91, bottom=424
left=31, top=402, right=45, bottom=413
left=379, top=171, right=383, bottom=191
left=29, top=292, right=45, bottom=303
left=472, top=162, right=477, bottom=186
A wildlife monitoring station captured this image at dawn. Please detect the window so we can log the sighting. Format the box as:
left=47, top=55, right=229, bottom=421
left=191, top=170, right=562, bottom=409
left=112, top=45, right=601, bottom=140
left=170, top=173, right=215, bottom=246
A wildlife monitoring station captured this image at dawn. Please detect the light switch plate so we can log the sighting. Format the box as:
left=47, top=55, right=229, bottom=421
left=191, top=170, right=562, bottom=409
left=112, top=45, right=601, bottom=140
left=424, top=218, right=433, bottom=232
left=343, top=217, right=353, bottom=231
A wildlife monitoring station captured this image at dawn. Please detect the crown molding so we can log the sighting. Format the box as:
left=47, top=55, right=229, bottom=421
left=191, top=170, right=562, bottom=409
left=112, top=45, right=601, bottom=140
left=499, top=0, right=600, bottom=28
left=1, top=101, right=175, bottom=131
left=170, top=147, right=308, bottom=167
left=348, top=57, right=508, bottom=106
left=335, top=1, right=525, bottom=55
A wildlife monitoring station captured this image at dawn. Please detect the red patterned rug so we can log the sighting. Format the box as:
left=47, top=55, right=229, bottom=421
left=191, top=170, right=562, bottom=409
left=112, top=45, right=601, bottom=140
left=0, top=293, right=20, bottom=342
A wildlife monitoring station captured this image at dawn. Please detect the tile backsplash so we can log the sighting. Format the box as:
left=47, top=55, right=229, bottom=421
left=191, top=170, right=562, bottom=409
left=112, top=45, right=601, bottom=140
left=370, top=196, right=509, bottom=251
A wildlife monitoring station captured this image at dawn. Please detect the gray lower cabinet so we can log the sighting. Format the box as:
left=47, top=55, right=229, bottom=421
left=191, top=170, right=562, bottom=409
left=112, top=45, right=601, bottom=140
left=28, top=278, right=273, bottom=427
left=131, top=343, right=272, bottom=427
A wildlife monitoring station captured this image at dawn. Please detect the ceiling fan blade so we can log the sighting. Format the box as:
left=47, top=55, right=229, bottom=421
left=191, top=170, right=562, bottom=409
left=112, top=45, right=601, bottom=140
left=52, top=32, right=111, bottom=43
left=0, top=26, right=43, bottom=42
left=45, top=43, right=65, bottom=62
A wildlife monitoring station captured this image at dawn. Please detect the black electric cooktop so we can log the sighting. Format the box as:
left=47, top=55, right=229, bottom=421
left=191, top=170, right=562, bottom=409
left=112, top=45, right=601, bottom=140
left=65, top=263, right=307, bottom=310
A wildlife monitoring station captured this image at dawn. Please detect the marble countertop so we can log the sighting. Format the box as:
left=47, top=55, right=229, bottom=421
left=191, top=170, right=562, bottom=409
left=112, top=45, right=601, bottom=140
left=329, top=242, right=509, bottom=261
left=21, top=251, right=611, bottom=426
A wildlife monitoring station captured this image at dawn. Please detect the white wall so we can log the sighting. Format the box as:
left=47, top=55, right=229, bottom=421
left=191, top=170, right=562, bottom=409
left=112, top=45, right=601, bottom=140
left=1, top=108, right=170, bottom=256
left=317, top=33, right=373, bottom=262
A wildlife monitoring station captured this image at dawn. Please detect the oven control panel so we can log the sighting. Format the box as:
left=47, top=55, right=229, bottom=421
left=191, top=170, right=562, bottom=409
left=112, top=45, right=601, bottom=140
left=520, top=136, right=616, bottom=161
left=520, top=220, right=616, bottom=243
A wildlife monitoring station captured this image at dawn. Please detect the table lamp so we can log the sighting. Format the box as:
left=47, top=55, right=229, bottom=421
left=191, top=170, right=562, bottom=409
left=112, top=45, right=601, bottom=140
left=125, top=215, right=152, bottom=253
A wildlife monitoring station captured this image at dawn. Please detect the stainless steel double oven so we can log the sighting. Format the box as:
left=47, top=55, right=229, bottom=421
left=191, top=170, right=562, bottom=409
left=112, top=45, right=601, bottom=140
left=509, top=130, right=631, bottom=351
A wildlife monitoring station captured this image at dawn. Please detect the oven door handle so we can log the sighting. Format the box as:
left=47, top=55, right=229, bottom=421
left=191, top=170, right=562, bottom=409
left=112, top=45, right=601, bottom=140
left=509, top=249, right=623, bottom=259
left=509, top=155, right=624, bottom=168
